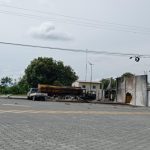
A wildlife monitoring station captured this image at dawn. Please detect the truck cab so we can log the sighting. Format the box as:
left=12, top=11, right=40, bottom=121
left=27, top=88, right=48, bottom=101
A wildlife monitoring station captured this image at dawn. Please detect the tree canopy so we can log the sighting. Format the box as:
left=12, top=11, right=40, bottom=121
left=101, top=78, right=116, bottom=90
left=1, top=76, right=12, bottom=87
left=121, top=72, right=134, bottom=78
left=100, top=72, right=134, bottom=90
left=22, top=57, right=78, bottom=87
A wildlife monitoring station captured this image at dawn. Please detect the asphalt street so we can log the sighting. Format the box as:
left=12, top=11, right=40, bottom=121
left=0, top=98, right=150, bottom=150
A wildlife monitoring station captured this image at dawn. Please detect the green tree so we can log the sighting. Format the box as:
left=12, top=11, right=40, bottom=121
left=101, top=78, right=116, bottom=90
left=121, top=72, right=134, bottom=78
left=1, top=77, right=12, bottom=87
left=0, top=76, right=29, bottom=95
left=22, top=57, right=78, bottom=87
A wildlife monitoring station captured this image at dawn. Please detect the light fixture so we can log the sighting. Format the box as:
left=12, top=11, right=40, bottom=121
left=129, top=56, right=140, bottom=62
left=135, top=56, right=140, bottom=62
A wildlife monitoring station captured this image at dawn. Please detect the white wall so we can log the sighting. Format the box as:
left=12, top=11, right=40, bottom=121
left=148, top=91, right=150, bottom=107
left=79, top=82, right=101, bottom=93
left=116, top=77, right=126, bottom=103
left=116, top=75, right=148, bottom=107
left=135, top=75, right=148, bottom=106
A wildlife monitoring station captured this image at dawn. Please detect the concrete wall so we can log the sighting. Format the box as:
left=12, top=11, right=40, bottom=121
left=135, top=75, right=148, bottom=106
left=116, top=75, right=148, bottom=106
left=125, top=76, right=135, bottom=105
left=116, top=77, right=126, bottom=103
left=96, top=89, right=103, bottom=100
left=148, top=91, right=150, bottom=107
left=147, top=85, right=150, bottom=107
left=117, top=76, right=136, bottom=104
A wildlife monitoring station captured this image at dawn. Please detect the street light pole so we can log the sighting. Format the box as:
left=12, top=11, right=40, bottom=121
left=85, top=49, right=88, bottom=81
left=89, top=62, right=94, bottom=93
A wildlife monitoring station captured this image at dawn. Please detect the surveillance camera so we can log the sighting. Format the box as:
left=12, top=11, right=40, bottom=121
left=135, top=57, right=140, bottom=62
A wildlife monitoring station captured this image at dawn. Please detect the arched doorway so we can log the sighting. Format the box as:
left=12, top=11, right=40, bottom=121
left=125, top=92, right=132, bottom=103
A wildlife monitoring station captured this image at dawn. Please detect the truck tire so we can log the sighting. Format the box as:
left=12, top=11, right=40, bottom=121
left=27, top=97, right=32, bottom=100
left=41, top=97, right=46, bottom=101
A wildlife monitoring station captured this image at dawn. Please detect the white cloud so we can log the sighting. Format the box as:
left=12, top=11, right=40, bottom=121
left=38, top=0, right=49, bottom=5
left=0, top=0, right=11, bottom=4
left=29, top=22, right=73, bottom=41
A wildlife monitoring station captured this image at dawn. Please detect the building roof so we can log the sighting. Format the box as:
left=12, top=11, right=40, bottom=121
left=76, top=80, right=101, bottom=84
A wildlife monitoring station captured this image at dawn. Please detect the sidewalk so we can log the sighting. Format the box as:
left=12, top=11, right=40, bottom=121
left=0, top=95, right=133, bottom=106
left=0, top=95, right=27, bottom=100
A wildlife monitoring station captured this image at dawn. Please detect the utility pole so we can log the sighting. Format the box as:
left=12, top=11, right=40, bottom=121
left=85, top=49, right=88, bottom=81
left=89, top=62, right=94, bottom=93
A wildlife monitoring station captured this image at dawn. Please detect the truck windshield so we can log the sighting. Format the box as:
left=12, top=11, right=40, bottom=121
left=30, top=88, right=38, bottom=93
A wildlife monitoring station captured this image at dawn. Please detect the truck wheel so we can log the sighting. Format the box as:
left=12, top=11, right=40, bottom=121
left=42, top=97, right=46, bottom=101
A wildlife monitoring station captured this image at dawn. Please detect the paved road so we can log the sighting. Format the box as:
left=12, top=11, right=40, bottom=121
left=0, top=98, right=150, bottom=150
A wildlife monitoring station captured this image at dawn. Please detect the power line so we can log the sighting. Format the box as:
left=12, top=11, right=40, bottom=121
left=0, top=5, right=150, bottom=34
left=0, top=10, right=150, bottom=35
left=0, top=41, right=150, bottom=58
left=1, top=3, right=150, bottom=32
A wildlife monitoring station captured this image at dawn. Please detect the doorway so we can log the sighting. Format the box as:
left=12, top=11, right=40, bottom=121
left=125, top=92, right=132, bottom=103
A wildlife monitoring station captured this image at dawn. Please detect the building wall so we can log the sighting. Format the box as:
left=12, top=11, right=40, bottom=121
left=125, top=76, right=135, bottom=105
left=72, top=81, right=102, bottom=100
left=148, top=91, right=150, bottom=107
left=116, top=75, right=148, bottom=106
left=72, top=81, right=101, bottom=93
left=78, top=82, right=101, bottom=93
left=135, top=75, right=148, bottom=106
left=116, top=77, right=126, bottom=103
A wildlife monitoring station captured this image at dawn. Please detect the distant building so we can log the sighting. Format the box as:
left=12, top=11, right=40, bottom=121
left=72, top=81, right=102, bottom=100
left=72, top=81, right=101, bottom=94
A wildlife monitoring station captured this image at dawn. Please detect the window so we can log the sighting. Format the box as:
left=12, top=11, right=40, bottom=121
left=93, top=85, right=96, bottom=89
left=82, top=85, right=86, bottom=89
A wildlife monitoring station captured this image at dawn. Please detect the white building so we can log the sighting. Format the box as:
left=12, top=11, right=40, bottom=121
left=72, top=81, right=102, bottom=100
left=116, top=75, right=150, bottom=107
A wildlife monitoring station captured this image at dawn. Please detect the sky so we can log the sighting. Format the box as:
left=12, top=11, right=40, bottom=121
left=0, top=0, right=150, bottom=81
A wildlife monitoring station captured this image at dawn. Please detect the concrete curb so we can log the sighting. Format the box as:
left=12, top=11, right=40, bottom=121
left=0, top=96, right=135, bottom=107
left=0, top=96, right=27, bottom=100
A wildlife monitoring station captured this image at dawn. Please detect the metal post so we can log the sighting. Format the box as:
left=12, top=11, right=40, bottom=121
left=90, top=64, right=92, bottom=92
left=85, top=49, right=88, bottom=81
left=89, top=62, right=93, bottom=93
